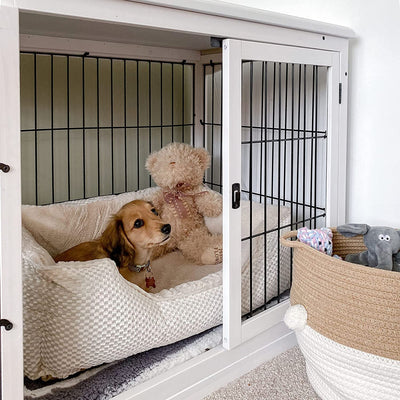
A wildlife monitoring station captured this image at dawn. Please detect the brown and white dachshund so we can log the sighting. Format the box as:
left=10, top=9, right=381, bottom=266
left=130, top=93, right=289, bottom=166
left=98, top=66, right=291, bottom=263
left=54, top=200, right=171, bottom=290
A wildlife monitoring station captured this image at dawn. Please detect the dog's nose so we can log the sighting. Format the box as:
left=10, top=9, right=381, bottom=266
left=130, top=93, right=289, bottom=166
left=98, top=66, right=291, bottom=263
left=161, top=224, right=171, bottom=235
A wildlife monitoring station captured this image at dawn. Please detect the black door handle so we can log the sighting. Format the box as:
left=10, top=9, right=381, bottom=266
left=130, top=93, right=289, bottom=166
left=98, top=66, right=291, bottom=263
left=232, top=183, right=240, bottom=209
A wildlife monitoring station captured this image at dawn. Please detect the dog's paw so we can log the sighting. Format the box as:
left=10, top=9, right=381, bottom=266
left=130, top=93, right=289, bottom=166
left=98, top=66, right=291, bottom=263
left=200, top=247, right=223, bottom=265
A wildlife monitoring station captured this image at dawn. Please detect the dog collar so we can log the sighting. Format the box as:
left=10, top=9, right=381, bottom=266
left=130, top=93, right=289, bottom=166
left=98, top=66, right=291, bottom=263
left=130, top=260, right=150, bottom=273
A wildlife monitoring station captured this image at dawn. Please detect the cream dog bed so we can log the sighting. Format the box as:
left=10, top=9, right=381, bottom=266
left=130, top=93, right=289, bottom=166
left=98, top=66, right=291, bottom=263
left=22, top=187, right=291, bottom=380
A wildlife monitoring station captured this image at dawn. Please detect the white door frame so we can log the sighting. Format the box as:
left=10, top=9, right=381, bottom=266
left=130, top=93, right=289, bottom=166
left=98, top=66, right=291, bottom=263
left=222, top=39, right=342, bottom=349
left=0, top=5, right=24, bottom=399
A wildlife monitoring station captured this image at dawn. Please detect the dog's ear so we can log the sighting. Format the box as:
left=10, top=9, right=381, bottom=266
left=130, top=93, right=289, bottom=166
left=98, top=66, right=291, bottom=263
left=100, top=216, right=136, bottom=268
left=337, top=224, right=370, bottom=237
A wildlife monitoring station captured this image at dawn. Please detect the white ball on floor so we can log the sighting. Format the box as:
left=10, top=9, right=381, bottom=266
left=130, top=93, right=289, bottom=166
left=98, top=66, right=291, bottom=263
left=284, top=304, right=308, bottom=332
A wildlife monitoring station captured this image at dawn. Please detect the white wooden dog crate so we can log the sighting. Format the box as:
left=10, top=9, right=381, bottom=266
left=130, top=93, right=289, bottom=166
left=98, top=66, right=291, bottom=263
left=0, top=1, right=353, bottom=399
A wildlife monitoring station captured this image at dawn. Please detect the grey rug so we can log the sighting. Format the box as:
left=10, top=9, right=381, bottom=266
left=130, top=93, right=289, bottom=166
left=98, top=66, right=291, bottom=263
left=24, top=326, right=222, bottom=400
left=204, top=346, right=321, bottom=400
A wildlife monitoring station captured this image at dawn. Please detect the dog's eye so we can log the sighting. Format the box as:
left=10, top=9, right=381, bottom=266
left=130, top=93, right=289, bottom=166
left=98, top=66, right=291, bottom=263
left=134, top=219, right=144, bottom=228
left=151, top=208, right=158, bottom=216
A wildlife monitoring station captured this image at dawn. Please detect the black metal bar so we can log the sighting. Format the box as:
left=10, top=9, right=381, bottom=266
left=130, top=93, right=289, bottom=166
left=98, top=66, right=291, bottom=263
left=67, top=55, right=71, bottom=201
left=283, top=63, right=288, bottom=206
left=203, top=181, right=222, bottom=188
left=202, top=64, right=206, bottom=148
left=260, top=62, right=265, bottom=204
left=97, top=58, right=101, bottom=196
left=240, top=189, right=326, bottom=212
left=21, top=51, right=195, bottom=68
left=161, top=62, right=164, bottom=148
left=249, top=61, right=254, bottom=316
left=137, top=61, right=140, bottom=190
left=277, top=62, right=282, bottom=302
left=241, top=213, right=326, bottom=242
left=34, top=53, right=38, bottom=205
left=310, top=65, right=315, bottom=228
left=314, top=67, right=319, bottom=227
left=211, top=63, right=215, bottom=190
left=181, top=62, right=185, bottom=142
left=21, top=122, right=211, bottom=132
left=22, top=121, right=323, bottom=133
left=296, top=64, right=301, bottom=228
left=111, top=59, right=115, bottom=194
left=290, top=63, right=295, bottom=286
left=82, top=56, right=86, bottom=198
left=124, top=59, right=127, bottom=192
left=149, top=61, right=152, bottom=187
left=242, top=289, right=291, bottom=320
left=263, top=61, right=268, bottom=309
left=192, top=64, right=196, bottom=146
left=271, top=62, right=276, bottom=205
left=195, top=122, right=327, bottom=135
left=51, top=54, right=55, bottom=204
left=172, top=63, right=174, bottom=141
left=302, top=65, right=307, bottom=226
left=241, top=134, right=326, bottom=145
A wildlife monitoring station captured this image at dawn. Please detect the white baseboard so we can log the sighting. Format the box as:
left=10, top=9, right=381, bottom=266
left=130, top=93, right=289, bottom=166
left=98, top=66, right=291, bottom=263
left=114, top=322, right=296, bottom=400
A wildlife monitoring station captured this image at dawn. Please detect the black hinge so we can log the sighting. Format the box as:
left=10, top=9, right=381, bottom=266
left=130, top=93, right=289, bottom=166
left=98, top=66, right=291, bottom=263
left=0, top=163, right=10, bottom=173
left=0, top=319, right=13, bottom=331
left=339, top=83, right=342, bottom=104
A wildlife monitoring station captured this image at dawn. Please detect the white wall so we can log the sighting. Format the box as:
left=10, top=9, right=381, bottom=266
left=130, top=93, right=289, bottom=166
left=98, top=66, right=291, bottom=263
left=216, top=0, right=400, bottom=227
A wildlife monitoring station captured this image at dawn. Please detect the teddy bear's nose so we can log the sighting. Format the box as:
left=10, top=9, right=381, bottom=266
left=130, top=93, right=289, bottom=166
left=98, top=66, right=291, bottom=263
left=170, top=161, right=176, bottom=166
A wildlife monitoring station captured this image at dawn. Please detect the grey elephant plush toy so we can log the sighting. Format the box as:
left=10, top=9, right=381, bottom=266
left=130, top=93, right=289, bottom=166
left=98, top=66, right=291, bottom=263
left=337, top=224, right=400, bottom=271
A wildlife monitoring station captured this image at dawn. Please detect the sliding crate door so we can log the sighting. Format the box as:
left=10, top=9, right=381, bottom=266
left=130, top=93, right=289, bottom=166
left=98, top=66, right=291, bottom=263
left=222, top=39, right=341, bottom=349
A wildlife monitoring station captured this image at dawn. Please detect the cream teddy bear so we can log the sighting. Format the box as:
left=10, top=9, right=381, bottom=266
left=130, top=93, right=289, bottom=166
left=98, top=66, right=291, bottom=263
left=145, top=142, right=223, bottom=265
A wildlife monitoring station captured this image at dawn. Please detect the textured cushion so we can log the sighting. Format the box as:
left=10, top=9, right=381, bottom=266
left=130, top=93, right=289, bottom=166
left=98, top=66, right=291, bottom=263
left=22, top=188, right=291, bottom=379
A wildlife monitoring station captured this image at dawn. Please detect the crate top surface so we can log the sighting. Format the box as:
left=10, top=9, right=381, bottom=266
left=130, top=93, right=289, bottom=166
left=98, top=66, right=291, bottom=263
left=17, top=0, right=355, bottom=52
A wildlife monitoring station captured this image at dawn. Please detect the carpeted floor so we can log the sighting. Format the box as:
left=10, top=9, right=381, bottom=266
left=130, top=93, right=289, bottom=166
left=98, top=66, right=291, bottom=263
left=204, top=346, right=321, bottom=400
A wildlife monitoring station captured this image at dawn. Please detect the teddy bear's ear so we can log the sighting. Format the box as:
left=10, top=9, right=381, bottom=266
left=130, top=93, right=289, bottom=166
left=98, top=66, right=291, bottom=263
left=196, top=147, right=211, bottom=170
left=145, top=152, right=157, bottom=172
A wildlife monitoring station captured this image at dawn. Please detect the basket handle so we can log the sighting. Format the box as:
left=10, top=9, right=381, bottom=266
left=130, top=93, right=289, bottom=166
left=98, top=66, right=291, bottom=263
left=280, top=230, right=302, bottom=248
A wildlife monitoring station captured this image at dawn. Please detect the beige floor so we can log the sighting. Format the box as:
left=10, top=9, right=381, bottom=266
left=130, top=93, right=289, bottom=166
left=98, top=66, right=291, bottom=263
left=204, top=346, right=321, bottom=400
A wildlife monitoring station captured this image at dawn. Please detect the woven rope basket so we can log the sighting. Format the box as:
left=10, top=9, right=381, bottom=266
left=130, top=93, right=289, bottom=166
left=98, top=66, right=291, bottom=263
left=281, top=228, right=400, bottom=361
